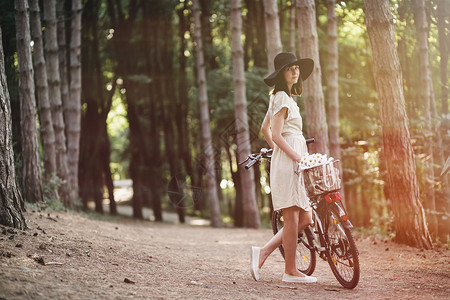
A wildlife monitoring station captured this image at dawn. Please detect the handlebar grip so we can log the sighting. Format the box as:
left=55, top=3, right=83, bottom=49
left=245, top=154, right=261, bottom=169
left=245, top=159, right=257, bottom=169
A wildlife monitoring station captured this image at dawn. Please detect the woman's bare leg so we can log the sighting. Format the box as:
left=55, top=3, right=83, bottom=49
left=259, top=208, right=312, bottom=269
left=259, top=227, right=283, bottom=268
left=281, top=206, right=304, bottom=276
left=298, top=209, right=313, bottom=231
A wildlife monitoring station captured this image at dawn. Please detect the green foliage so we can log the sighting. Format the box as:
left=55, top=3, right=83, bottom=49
left=107, top=91, right=130, bottom=180
left=335, top=4, right=379, bottom=142
left=41, top=176, right=66, bottom=211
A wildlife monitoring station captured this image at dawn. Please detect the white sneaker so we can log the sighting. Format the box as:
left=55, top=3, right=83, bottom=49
left=282, top=273, right=317, bottom=283
left=250, top=246, right=261, bottom=281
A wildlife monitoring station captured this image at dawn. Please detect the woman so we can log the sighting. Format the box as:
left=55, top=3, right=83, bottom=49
left=250, top=52, right=317, bottom=283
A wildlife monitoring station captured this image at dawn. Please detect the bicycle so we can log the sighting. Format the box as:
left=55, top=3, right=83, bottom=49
left=240, top=138, right=360, bottom=289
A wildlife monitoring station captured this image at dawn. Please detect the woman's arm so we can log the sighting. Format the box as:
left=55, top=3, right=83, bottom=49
left=271, top=107, right=302, bottom=162
left=260, top=112, right=275, bottom=149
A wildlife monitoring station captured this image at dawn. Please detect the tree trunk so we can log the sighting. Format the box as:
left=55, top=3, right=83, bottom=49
left=436, top=1, right=450, bottom=236
left=296, top=0, right=329, bottom=155
left=255, top=1, right=267, bottom=68
left=155, top=9, right=185, bottom=223
left=199, top=0, right=219, bottom=70
left=437, top=0, right=449, bottom=153
left=289, top=3, right=296, bottom=54
left=413, top=0, right=437, bottom=238
left=364, top=0, right=432, bottom=249
left=231, top=0, right=260, bottom=228
left=243, top=0, right=254, bottom=70
left=430, top=79, right=450, bottom=241
left=29, top=0, right=57, bottom=182
left=0, top=26, right=27, bottom=229
left=56, top=0, right=71, bottom=203
left=397, top=4, right=413, bottom=125
left=176, top=3, right=194, bottom=213
left=15, top=0, right=43, bottom=203
left=44, top=0, right=71, bottom=207
left=262, top=0, right=282, bottom=74
left=102, top=122, right=117, bottom=215
left=244, top=0, right=267, bottom=69
left=434, top=0, right=450, bottom=240
left=80, top=0, right=111, bottom=213
left=192, top=0, right=221, bottom=228
left=66, top=0, right=82, bottom=205
left=326, top=0, right=339, bottom=161
left=226, top=145, right=243, bottom=227
left=143, top=2, right=165, bottom=222
left=56, top=0, right=70, bottom=148
left=326, top=0, right=346, bottom=203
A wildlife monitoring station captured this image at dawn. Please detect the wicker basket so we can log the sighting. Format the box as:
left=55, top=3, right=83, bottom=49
left=303, top=160, right=341, bottom=197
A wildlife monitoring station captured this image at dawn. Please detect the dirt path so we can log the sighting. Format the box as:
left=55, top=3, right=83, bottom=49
left=0, top=209, right=449, bottom=299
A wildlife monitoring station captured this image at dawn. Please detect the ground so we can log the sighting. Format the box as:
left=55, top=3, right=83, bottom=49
left=0, top=207, right=449, bottom=300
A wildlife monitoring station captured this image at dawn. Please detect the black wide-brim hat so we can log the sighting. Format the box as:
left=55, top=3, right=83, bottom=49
left=264, top=52, right=314, bottom=87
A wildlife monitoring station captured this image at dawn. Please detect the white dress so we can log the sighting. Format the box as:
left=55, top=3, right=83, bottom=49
left=268, top=91, right=311, bottom=212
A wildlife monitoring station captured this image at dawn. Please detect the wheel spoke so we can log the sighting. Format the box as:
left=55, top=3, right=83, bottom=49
left=326, top=209, right=360, bottom=287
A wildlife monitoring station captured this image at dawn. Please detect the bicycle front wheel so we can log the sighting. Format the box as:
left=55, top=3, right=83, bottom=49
left=271, top=210, right=316, bottom=275
left=326, top=208, right=360, bottom=289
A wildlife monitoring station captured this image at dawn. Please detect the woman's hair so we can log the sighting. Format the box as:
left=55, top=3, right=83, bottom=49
left=269, top=69, right=303, bottom=96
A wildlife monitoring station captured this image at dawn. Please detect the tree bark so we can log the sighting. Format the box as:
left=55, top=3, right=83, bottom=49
left=413, top=0, right=437, bottom=237
left=364, top=0, right=432, bottom=249
left=44, top=0, right=71, bottom=207
left=101, top=121, right=117, bottom=215
left=326, top=0, right=339, bottom=161
left=437, top=0, right=449, bottom=148
left=0, top=26, right=27, bottom=229
left=243, top=0, right=254, bottom=70
left=155, top=8, right=185, bottom=223
left=326, top=0, right=346, bottom=202
left=296, top=0, right=329, bottom=155
left=199, top=0, right=219, bottom=70
left=192, top=0, right=221, bottom=228
left=231, top=0, right=260, bottom=228
left=80, top=0, right=113, bottom=213
left=254, top=1, right=267, bottom=68
left=66, top=0, right=82, bottom=205
left=244, top=0, right=267, bottom=69
left=15, top=0, right=43, bottom=203
left=436, top=0, right=450, bottom=219
left=29, top=0, right=57, bottom=182
left=141, top=1, right=164, bottom=222
left=289, top=3, right=296, bottom=54
left=176, top=3, right=194, bottom=210
left=262, top=0, right=282, bottom=74
left=56, top=0, right=70, bottom=149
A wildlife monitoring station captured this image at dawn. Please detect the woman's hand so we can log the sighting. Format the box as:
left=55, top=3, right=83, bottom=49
left=293, top=154, right=302, bottom=163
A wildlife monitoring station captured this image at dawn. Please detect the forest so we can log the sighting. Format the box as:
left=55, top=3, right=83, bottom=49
left=0, top=0, right=449, bottom=250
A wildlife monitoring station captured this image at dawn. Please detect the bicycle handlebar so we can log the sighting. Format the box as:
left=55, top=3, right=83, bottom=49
left=240, top=138, right=315, bottom=170
left=245, top=154, right=261, bottom=169
left=305, top=138, right=315, bottom=144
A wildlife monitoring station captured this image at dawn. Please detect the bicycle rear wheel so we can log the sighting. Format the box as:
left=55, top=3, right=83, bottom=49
left=326, top=208, right=360, bottom=289
left=271, top=210, right=316, bottom=275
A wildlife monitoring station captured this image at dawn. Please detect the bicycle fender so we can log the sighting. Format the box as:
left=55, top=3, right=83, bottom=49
left=331, top=202, right=353, bottom=229
left=343, top=219, right=353, bottom=230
